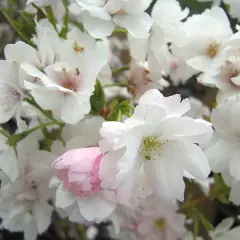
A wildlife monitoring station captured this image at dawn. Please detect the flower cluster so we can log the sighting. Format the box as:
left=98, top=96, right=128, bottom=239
left=1, top=0, right=240, bottom=239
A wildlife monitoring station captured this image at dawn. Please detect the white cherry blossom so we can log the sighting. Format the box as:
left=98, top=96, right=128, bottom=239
left=99, top=89, right=212, bottom=203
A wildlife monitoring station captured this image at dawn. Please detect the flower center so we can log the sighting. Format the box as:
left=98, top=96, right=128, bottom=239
left=114, top=9, right=126, bottom=15
left=72, top=41, right=84, bottom=53
left=61, top=68, right=81, bottom=92
left=205, top=42, right=220, bottom=58
left=154, top=218, right=166, bottom=232
left=140, top=136, right=166, bottom=161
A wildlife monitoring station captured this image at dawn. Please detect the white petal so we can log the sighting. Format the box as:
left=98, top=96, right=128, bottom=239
left=167, top=140, right=210, bottom=180
left=99, top=147, right=125, bottom=189
left=21, top=63, right=55, bottom=86
left=82, top=13, right=115, bottom=38
left=113, top=12, right=153, bottom=39
left=77, top=193, right=116, bottom=222
left=122, top=0, right=151, bottom=14
left=61, top=94, right=90, bottom=124
left=24, top=221, right=38, bottom=240
left=33, top=201, right=52, bottom=234
left=145, top=159, right=185, bottom=202
left=229, top=181, right=240, bottom=205
left=131, top=104, right=166, bottom=126
left=205, top=139, right=232, bottom=173
left=215, top=218, right=234, bottom=235
left=156, top=117, right=213, bottom=144
left=28, top=86, right=63, bottom=111
left=0, top=148, right=18, bottom=182
left=230, top=150, right=240, bottom=181
left=128, top=35, right=148, bottom=61
left=5, top=41, right=40, bottom=66
left=55, top=185, right=75, bottom=208
left=51, top=140, right=65, bottom=156
left=187, top=56, right=213, bottom=72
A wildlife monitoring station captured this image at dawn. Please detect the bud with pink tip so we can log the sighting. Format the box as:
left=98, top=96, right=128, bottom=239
left=52, top=147, right=103, bottom=197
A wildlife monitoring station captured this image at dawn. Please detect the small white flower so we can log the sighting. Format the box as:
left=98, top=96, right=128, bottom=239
left=24, top=39, right=108, bottom=124
left=100, top=89, right=212, bottom=203
left=173, top=7, right=235, bottom=74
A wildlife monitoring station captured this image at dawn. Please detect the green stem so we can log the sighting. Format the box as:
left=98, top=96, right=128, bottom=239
left=7, top=122, right=58, bottom=146
left=193, top=215, right=199, bottom=240
left=0, top=9, right=36, bottom=47
left=112, top=66, right=130, bottom=75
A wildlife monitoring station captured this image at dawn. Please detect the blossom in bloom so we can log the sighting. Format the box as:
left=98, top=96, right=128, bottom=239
left=0, top=136, right=55, bottom=240
left=75, top=0, right=153, bottom=39
left=100, top=89, right=212, bottom=203
left=198, top=55, right=240, bottom=99
left=23, top=38, right=109, bottom=124
left=205, top=95, right=240, bottom=181
left=173, top=7, right=235, bottom=74
left=52, top=147, right=116, bottom=222
left=159, top=45, right=197, bottom=86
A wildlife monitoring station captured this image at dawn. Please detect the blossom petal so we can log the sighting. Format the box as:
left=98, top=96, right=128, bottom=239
left=166, top=140, right=210, bottom=180
left=205, top=139, right=232, bottom=173
left=230, top=150, right=240, bottom=181
left=155, top=117, right=213, bottom=144
left=113, top=12, right=153, bottom=39
left=77, top=193, right=116, bottom=222
left=0, top=148, right=18, bottom=182
left=144, top=159, right=185, bottom=202
left=33, top=201, right=52, bottom=234
left=55, top=185, right=75, bottom=208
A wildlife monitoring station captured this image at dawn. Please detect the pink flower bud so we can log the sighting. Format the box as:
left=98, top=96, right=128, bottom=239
left=52, top=147, right=103, bottom=197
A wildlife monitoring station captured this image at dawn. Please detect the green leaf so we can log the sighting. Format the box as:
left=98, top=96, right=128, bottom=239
left=44, top=5, right=57, bottom=31
left=59, top=0, right=69, bottom=38
left=90, top=80, right=105, bottom=114
left=106, top=99, right=134, bottom=121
